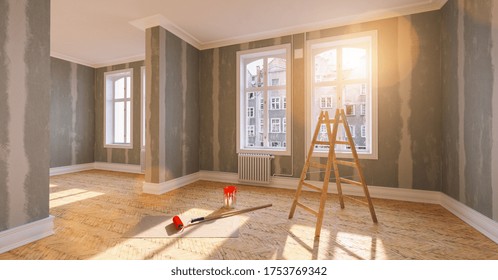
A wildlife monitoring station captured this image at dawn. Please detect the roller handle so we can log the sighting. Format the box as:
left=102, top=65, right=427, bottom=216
left=190, top=217, right=205, bottom=223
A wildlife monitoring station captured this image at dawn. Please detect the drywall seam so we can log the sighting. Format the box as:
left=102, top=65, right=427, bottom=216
left=6, top=0, right=28, bottom=228
left=492, top=0, right=498, bottom=220
left=212, top=48, right=220, bottom=170
left=181, top=41, right=187, bottom=176
left=458, top=0, right=466, bottom=203
left=70, top=63, right=77, bottom=165
left=397, top=16, right=414, bottom=189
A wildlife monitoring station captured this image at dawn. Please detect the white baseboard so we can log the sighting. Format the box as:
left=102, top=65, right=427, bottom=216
left=440, top=194, right=498, bottom=244
left=50, top=162, right=142, bottom=176
left=93, top=162, right=142, bottom=174
left=198, top=170, right=239, bottom=184
left=143, top=172, right=201, bottom=195
left=49, top=163, right=94, bottom=176
left=0, top=216, right=54, bottom=254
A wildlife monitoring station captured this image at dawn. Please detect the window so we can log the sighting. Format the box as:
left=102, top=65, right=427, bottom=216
left=247, top=125, right=255, bottom=137
left=237, top=44, right=291, bottom=155
left=104, top=68, right=133, bottom=148
left=320, top=96, right=334, bottom=108
left=248, top=107, right=255, bottom=118
left=270, top=97, right=281, bottom=110
left=271, top=118, right=281, bottom=133
left=349, top=125, right=355, bottom=138
left=361, top=125, right=366, bottom=138
left=307, top=31, right=377, bottom=159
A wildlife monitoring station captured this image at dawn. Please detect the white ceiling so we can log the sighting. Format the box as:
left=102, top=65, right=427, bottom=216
left=51, top=0, right=447, bottom=68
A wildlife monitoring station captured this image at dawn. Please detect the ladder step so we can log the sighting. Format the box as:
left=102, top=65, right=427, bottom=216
left=339, top=177, right=364, bottom=186
left=309, top=161, right=328, bottom=169
left=296, top=201, right=318, bottom=216
left=335, top=160, right=357, bottom=167
left=313, top=141, right=330, bottom=146
left=301, top=181, right=323, bottom=192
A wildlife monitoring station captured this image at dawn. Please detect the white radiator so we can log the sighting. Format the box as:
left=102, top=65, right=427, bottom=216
left=238, top=153, right=274, bottom=184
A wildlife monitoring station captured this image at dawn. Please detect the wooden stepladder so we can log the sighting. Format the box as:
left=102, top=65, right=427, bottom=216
left=289, top=109, right=377, bottom=237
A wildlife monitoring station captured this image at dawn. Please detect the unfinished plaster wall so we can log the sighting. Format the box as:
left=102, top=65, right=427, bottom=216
left=0, top=0, right=50, bottom=231
left=145, top=26, right=200, bottom=184
left=50, top=57, right=95, bottom=168
left=199, top=11, right=442, bottom=191
left=441, top=0, right=495, bottom=220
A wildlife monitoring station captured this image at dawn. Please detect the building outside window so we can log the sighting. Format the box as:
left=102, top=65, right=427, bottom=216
left=307, top=31, right=377, bottom=159
left=237, top=45, right=291, bottom=155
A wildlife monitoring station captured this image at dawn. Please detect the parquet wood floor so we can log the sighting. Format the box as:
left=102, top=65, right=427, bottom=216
left=1, top=170, right=497, bottom=260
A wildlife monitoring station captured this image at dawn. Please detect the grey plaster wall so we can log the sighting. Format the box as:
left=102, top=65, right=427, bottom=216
left=94, top=61, right=144, bottom=165
left=50, top=57, right=95, bottom=168
left=441, top=0, right=496, bottom=220
left=145, top=26, right=200, bottom=183
left=164, top=31, right=200, bottom=180
left=0, top=0, right=50, bottom=231
left=199, top=12, right=442, bottom=191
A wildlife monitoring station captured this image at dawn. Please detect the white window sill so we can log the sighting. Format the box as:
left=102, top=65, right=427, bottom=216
left=312, top=151, right=378, bottom=160
left=238, top=148, right=290, bottom=156
left=104, top=143, right=133, bottom=149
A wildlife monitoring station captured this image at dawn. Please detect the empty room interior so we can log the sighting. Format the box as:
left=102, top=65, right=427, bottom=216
left=2, top=0, right=498, bottom=260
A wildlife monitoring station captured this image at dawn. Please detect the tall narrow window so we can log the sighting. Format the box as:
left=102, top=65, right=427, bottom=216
left=237, top=44, right=291, bottom=155
left=307, top=31, right=377, bottom=159
left=105, top=68, right=133, bottom=148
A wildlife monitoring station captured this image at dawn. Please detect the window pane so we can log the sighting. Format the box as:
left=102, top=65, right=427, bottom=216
left=126, top=76, right=131, bottom=98
left=126, top=101, right=131, bottom=144
left=267, top=57, right=286, bottom=86
left=246, top=59, right=264, bottom=88
left=115, top=77, right=125, bottom=99
left=342, top=47, right=367, bottom=80
left=114, top=101, right=125, bottom=143
left=314, top=49, right=337, bottom=82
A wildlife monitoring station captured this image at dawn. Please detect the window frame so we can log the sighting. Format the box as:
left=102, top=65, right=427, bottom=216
left=104, top=68, right=134, bottom=149
left=236, top=44, right=292, bottom=156
left=305, top=31, right=378, bottom=159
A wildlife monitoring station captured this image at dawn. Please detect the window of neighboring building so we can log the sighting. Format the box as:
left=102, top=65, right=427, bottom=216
left=271, top=118, right=281, bottom=133
left=247, top=125, right=255, bottom=137
left=307, top=31, right=378, bottom=159
left=320, top=96, right=334, bottom=109
left=237, top=44, right=291, bottom=155
left=349, top=125, right=355, bottom=138
left=346, top=104, right=355, bottom=116
left=361, top=125, right=366, bottom=138
left=283, top=117, right=286, bottom=133
left=104, top=68, right=133, bottom=148
left=270, top=97, right=281, bottom=110
left=248, top=107, right=255, bottom=118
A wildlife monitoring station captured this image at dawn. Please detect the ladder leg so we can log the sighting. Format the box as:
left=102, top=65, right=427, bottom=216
left=314, top=183, right=329, bottom=237
left=332, top=156, right=345, bottom=209
left=289, top=112, right=325, bottom=219
left=339, top=109, right=377, bottom=223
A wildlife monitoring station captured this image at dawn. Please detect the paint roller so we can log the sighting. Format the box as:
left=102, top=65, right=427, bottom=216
left=172, top=203, right=272, bottom=231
